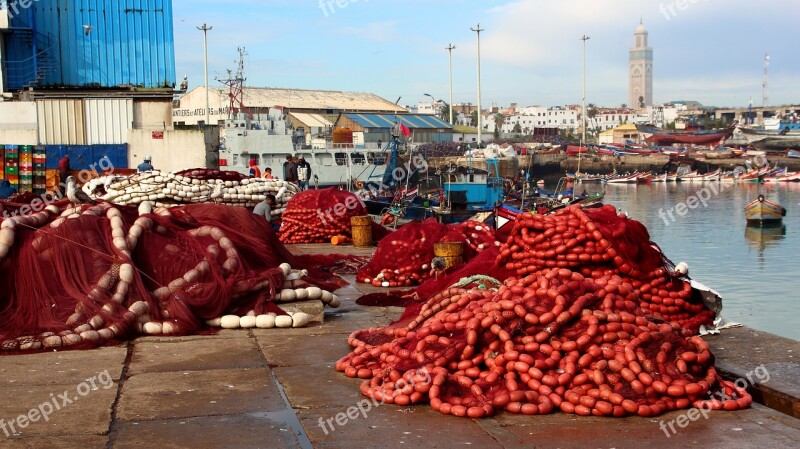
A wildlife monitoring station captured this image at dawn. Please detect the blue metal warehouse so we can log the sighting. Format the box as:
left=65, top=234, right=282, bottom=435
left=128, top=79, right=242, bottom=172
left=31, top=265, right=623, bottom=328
left=3, top=0, right=176, bottom=90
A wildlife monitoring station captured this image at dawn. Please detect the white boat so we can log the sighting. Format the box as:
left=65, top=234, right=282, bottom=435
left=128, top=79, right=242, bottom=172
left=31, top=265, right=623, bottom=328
left=218, top=111, right=393, bottom=188
left=606, top=173, right=640, bottom=184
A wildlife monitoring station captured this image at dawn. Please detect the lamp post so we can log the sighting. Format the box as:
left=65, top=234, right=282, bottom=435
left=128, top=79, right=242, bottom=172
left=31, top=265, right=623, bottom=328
left=446, top=44, right=456, bottom=125
left=424, top=93, right=449, bottom=122
left=197, top=23, right=213, bottom=126
left=471, top=24, right=484, bottom=148
left=580, top=35, right=590, bottom=176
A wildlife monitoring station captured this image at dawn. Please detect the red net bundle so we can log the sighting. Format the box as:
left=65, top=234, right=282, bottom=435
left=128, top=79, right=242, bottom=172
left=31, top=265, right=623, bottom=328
left=357, top=219, right=499, bottom=288
left=337, top=204, right=748, bottom=419
left=279, top=188, right=387, bottom=244
left=0, top=202, right=342, bottom=353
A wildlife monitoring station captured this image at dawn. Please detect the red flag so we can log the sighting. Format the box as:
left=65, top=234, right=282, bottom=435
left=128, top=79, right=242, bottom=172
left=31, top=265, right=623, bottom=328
left=399, top=123, right=411, bottom=138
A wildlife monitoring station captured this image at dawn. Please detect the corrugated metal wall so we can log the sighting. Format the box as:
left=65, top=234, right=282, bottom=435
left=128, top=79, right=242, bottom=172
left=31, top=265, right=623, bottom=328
left=31, top=0, right=176, bottom=88
left=84, top=98, right=134, bottom=145
left=37, top=98, right=134, bottom=145
left=37, top=99, right=86, bottom=145
left=45, top=144, right=128, bottom=170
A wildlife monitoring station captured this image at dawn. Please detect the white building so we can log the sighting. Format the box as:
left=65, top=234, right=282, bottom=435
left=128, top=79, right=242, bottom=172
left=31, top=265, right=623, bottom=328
left=587, top=110, right=637, bottom=132
left=501, top=107, right=579, bottom=134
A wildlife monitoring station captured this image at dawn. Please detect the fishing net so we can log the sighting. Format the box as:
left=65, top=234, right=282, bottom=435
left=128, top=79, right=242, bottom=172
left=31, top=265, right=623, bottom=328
left=278, top=188, right=390, bottom=244
left=0, top=202, right=343, bottom=353
left=337, top=204, right=746, bottom=419
left=357, top=219, right=500, bottom=288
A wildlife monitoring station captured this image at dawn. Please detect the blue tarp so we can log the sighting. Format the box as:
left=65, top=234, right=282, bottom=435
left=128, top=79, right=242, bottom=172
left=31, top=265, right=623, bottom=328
left=45, top=144, right=128, bottom=170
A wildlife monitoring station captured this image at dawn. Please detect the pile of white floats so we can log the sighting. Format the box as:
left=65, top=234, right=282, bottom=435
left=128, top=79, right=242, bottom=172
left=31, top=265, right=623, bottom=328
left=83, top=171, right=299, bottom=217
left=205, top=262, right=342, bottom=330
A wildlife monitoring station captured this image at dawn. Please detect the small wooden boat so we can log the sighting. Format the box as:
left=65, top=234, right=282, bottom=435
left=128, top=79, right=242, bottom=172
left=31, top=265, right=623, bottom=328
left=677, top=171, right=701, bottom=182
left=636, top=173, right=652, bottom=184
left=745, top=195, right=786, bottom=226
left=700, top=169, right=721, bottom=182
left=606, top=173, right=639, bottom=184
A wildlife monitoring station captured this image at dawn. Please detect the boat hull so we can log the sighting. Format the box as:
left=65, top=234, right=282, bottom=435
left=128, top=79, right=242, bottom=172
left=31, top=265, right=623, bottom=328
left=745, top=198, right=786, bottom=226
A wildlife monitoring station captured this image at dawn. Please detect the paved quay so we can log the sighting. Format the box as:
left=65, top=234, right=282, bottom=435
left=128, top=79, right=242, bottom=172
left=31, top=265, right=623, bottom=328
left=0, top=244, right=798, bottom=448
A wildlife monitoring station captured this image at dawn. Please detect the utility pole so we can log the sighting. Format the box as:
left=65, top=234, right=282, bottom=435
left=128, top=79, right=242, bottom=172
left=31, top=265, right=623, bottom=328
left=471, top=24, right=484, bottom=147
left=762, top=53, right=769, bottom=108
left=197, top=23, right=213, bottom=125
left=446, top=44, right=456, bottom=125
left=580, top=35, right=590, bottom=176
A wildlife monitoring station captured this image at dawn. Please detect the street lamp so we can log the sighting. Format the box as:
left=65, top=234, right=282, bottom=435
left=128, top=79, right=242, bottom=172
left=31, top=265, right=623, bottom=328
left=446, top=44, right=456, bottom=125
left=424, top=93, right=448, bottom=121
left=197, top=23, right=213, bottom=126
left=471, top=24, right=484, bottom=147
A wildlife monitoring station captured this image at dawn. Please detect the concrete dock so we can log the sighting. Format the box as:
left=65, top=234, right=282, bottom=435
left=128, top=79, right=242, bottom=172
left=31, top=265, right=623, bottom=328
left=0, top=244, right=798, bottom=448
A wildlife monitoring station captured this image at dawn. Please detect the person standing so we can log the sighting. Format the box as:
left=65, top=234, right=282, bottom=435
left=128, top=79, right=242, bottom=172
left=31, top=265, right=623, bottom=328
left=283, top=155, right=297, bottom=183
left=263, top=167, right=275, bottom=179
left=248, top=159, right=261, bottom=178
left=296, top=155, right=312, bottom=190
left=58, top=155, right=71, bottom=186
left=137, top=155, right=154, bottom=173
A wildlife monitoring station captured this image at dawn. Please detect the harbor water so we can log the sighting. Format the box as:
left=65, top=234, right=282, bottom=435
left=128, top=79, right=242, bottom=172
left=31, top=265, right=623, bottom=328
left=578, top=181, right=800, bottom=340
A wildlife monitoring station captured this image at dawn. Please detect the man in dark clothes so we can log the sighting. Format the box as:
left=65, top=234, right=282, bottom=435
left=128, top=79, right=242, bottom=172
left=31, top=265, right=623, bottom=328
left=283, top=154, right=297, bottom=183
left=0, top=179, right=17, bottom=199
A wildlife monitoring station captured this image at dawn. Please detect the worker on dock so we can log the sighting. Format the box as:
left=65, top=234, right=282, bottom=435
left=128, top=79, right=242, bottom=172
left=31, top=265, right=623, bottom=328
left=0, top=179, right=17, bottom=200
left=58, top=154, right=71, bottom=186
left=249, top=159, right=261, bottom=178
left=263, top=167, right=275, bottom=180
left=283, top=155, right=297, bottom=184
left=253, top=194, right=278, bottom=231
left=137, top=155, right=154, bottom=173
left=296, top=155, right=312, bottom=190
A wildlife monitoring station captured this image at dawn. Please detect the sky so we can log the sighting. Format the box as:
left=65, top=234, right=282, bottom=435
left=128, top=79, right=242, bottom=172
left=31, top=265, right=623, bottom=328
left=173, top=0, right=800, bottom=110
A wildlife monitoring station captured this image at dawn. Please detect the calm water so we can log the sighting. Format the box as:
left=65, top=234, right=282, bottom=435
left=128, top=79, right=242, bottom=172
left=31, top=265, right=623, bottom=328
left=576, top=181, right=800, bottom=341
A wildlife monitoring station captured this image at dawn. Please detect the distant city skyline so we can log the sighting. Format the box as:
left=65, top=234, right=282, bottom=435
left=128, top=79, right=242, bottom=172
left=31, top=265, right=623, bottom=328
left=174, top=0, right=799, bottom=109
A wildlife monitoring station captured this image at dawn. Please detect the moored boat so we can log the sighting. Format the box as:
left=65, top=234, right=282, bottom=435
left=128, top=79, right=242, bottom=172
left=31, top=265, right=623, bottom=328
left=677, top=171, right=701, bottom=182
left=788, top=150, right=800, bottom=158
left=745, top=195, right=786, bottom=226
left=700, top=169, right=722, bottom=182
left=606, top=173, right=640, bottom=184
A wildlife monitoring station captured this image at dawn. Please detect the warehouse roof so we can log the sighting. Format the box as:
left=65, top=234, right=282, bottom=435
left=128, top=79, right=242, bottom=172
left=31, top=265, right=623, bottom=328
left=288, top=112, right=334, bottom=128
left=181, top=86, right=407, bottom=113
left=343, top=113, right=452, bottom=129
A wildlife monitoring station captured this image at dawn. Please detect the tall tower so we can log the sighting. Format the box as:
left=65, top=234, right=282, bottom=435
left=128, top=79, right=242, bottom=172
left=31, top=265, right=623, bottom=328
left=629, top=19, right=653, bottom=108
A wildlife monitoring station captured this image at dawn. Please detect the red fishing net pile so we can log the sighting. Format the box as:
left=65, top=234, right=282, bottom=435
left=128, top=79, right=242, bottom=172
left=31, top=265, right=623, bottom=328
left=279, top=188, right=389, bottom=244
left=0, top=202, right=343, bottom=353
left=357, top=219, right=499, bottom=288
left=337, top=205, right=748, bottom=419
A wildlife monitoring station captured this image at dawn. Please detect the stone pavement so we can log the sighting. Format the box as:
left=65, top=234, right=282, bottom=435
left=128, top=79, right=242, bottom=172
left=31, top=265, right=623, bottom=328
left=0, top=244, right=799, bottom=448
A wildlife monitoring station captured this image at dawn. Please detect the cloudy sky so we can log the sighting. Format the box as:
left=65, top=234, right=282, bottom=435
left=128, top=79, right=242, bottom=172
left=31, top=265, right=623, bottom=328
left=174, top=0, right=799, bottom=109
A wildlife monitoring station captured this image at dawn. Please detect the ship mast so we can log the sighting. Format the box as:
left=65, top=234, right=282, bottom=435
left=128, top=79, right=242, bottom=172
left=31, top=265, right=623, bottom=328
left=217, top=47, right=253, bottom=120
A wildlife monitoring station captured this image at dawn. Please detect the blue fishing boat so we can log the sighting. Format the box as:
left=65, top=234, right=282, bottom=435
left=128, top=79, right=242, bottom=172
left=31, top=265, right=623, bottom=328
left=434, top=159, right=506, bottom=223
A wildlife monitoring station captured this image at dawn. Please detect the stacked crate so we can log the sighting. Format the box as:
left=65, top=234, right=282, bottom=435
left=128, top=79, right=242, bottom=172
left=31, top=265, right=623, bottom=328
left=4, top=145, right=19, bottom=189
left=19, top=145, right=34, bottom=193
left=33, top=146, right=47, bottom=195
